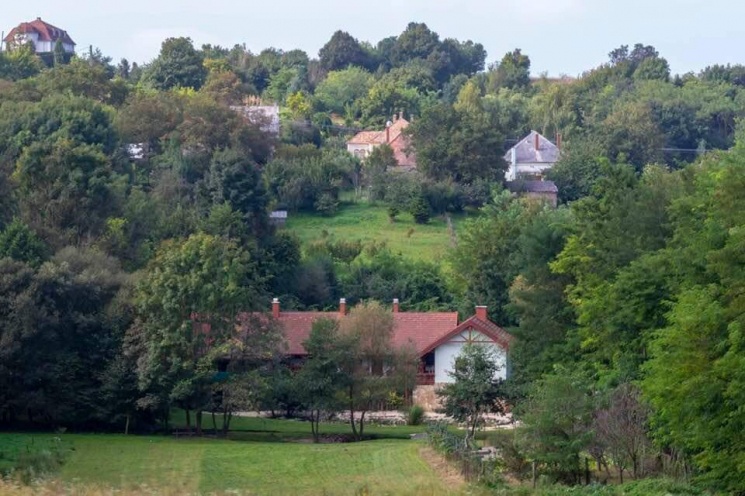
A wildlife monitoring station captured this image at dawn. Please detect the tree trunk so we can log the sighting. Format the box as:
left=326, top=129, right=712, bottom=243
left=619, top=466, right=624, bottom=484
left=211, top=411, right=217, bottom=434
left=359, top=410, right=366, bottom=439
left=349, top=408, right=358, bottom=440
left=196, top=410, right=203, bottom=436
left=124, top=413, right=130, bottom=435
left=224, top=412, right=232, bottom=435
left=185, top=409, right=191, bottom=433
left=312, top=410, right=320, bottom=443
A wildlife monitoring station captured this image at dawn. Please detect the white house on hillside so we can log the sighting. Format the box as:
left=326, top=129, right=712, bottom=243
left=504, top=131, right=561, bottom=181
left=3, top=18, right=75, bottom=54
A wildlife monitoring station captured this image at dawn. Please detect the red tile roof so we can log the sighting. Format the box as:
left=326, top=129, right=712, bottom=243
left=276, top=310, right=459, bottom=356
left=347, top=130, right=385, bottom=145
left=347, top=118, right=410, bottom=146
left=4, top=18, right=75, bottom=45
left=419, top=316, right=514, bottom=356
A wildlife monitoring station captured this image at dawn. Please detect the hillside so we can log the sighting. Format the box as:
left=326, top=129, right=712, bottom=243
left=285, top=202, right=468, bottom=263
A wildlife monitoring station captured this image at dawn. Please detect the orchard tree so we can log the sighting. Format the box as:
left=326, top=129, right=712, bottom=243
left=438, top=344, right=506, bottom=441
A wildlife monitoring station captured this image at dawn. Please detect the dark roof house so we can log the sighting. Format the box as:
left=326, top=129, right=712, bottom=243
left=504, top=131, right=561, bottom=181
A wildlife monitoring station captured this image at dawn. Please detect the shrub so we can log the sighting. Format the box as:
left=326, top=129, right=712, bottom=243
left=407, top=405, right=425, bottom=426
left=409, top=195, right=431, bottom=224
left=387, top=206, right=399, bottom=221
left=4, top=438, right=72, bottom=485
left=314, top=192, right=339, bottom=216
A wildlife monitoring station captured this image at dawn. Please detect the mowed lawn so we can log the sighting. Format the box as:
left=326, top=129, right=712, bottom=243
left=285, top=202, right=468, bottom=262
left=0, top=430, right=455, bottom=495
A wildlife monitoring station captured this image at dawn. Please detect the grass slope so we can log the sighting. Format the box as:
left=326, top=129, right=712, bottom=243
left=285, top=202, right=465, bottom=263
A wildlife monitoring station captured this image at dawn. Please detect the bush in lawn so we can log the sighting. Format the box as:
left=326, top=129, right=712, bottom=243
left=7, top=438, right=72, bottom=485
left=487, top=429, right=530, bottom=480
left=409, top=195, right=431, bottom=224
left=407, top=405, right=425, bottom=426
left=387, top=205, right=399, bottom=222
left=314, top=192, right=339, bottom=216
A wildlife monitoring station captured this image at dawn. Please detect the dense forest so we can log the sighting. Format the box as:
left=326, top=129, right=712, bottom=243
left=1, top=22, right=745, bottom=492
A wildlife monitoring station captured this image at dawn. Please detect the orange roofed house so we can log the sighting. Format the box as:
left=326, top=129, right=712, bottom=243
left=346, top=114, right=417, bottom=169
left=271, top=297, right=513, bottom=408
left=3, top=17, right=75, bottom=55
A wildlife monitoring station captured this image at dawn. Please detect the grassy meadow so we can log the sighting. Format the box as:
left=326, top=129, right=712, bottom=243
left=284, top=201, right=469, bottom=263
left=0, top=417, right=464, bottom=496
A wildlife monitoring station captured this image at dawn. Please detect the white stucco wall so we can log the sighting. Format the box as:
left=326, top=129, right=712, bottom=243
left=507, top=162, right=555, bottom=181
left=35, top=41, right=53, bottom=53
left=347, top=143, right=375, bottom=158
left=434, top=334, right=507, bottom=383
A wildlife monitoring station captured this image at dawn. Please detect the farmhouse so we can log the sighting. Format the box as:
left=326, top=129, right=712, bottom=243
left=3, top=17, right=75, bottom=55
left=504, top=130, right=561, bottom=181
left=346, top=114, right=416, bottom=169
left=271, top=298, right=513, bottom=407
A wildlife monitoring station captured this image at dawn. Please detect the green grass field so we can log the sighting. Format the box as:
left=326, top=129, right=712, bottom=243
left=0, top=418, right=459, bottom=495
left=0, top=434, right=451, bottom=495
left=285, top=202, right=468, bottom=263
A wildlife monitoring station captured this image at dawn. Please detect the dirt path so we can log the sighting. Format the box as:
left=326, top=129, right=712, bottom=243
left=418, top=446, right=466, bottom=491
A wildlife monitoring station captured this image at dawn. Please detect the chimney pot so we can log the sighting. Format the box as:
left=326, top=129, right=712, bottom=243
left=393, top=298, right=400, bottom=313
left=272, top=298, right=280, bottom=318
left=339, top=298, right=347, bottom=316
left=475, top=306, right=488, bottom=321
left=534, top=133, right=540, bottom=152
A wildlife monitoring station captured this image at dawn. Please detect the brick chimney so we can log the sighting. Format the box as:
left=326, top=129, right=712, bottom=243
left=272, top=298, right=280, bottom=318
left=475, top=306, right=488, bottom=321
left=534, top=132, right=540, bottom=151
left=556, top=132, right=562, bottom=150
left=393, top=298, right=400, bottom=313
left=339, top=298, right=347, bottom=316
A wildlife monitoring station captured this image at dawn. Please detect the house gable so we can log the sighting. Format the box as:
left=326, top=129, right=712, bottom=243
left=419, top=315, right=513, bottom=356
left=504, top=131, right=560, bottom=181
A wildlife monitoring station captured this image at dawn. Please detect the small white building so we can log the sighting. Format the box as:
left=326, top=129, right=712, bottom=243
left=419, top=306, right=511, bottom=384
left=504, top=130, right=561, bottom=181
left=3, top=18, right=75, bottom=54
left=231, top=105, right=281, bottom=136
